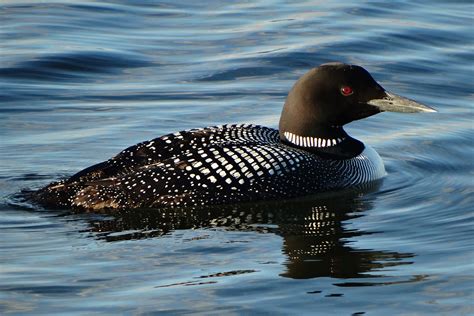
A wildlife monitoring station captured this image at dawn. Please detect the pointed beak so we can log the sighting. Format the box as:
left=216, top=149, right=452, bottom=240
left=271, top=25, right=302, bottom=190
left=367, top=91, right=437, bottom=113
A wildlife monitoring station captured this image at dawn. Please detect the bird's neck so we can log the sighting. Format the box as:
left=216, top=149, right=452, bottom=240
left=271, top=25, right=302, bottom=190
left=279, top=126, right=365, bottom=159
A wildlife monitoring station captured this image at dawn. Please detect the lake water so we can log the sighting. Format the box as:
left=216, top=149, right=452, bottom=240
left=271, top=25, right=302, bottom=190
left=1, top=0, right=473, bottom=314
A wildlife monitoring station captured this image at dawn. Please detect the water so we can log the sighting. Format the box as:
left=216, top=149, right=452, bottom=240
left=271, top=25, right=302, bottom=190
left=1, top=0, right=473, bottom=314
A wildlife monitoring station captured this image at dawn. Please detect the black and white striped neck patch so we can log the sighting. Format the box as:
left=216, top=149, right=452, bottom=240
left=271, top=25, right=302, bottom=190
left=283, top=131, right=345, bottom=148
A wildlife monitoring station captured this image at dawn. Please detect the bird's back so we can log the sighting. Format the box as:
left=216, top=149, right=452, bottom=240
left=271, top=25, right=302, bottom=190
left=33, top=124, right=385, bottom=210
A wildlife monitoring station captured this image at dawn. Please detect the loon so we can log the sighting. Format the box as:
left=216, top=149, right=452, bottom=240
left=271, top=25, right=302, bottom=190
left=33, top=63, right=435, bottom=210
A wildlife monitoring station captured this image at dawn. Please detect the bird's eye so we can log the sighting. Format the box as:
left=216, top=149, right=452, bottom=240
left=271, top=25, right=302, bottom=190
left=340, top=86, right=353, bottom=96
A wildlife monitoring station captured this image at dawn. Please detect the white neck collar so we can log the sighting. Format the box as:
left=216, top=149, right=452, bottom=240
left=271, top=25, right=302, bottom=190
left=283, top=131, right=345, bottom=148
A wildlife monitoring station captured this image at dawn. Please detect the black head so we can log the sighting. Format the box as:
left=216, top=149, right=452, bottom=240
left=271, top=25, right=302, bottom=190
left=279, top=62, right=435, bottom=140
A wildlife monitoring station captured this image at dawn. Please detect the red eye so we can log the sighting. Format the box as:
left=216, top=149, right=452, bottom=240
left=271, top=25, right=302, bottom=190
left=340, top=86, right=353, bottom=96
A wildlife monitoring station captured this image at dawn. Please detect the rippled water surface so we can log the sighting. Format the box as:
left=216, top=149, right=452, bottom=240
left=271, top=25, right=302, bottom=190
left=1, top=1, right=473, bottom=314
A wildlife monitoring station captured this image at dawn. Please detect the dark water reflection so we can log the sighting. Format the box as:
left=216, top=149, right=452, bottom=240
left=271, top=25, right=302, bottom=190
left=79, top=183, right=414, bottom=281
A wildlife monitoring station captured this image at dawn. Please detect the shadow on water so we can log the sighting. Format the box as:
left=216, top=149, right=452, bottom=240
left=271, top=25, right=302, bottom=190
left=65, top=181, right=415, bottom=281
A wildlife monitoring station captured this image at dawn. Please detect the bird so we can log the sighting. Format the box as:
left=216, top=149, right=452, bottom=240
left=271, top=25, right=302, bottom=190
left=32, top=62, right=435, bottom=211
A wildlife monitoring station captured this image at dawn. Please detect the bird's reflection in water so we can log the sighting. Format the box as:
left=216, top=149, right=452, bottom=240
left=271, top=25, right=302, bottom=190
left=85, top=181, right=414, bottom=280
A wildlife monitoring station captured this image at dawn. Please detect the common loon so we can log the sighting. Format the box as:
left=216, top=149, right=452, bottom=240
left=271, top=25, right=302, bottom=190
left=33, top=63, right=435, bottom=210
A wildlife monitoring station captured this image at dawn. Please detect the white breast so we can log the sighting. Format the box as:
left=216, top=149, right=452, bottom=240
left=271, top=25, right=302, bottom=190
left=345, top=145, right=386, bottom=185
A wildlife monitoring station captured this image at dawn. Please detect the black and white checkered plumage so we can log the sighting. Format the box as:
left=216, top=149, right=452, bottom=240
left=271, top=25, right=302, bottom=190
left=32, top=63, right=434, bottom=210
left=35, top=124, right=384, bottom=210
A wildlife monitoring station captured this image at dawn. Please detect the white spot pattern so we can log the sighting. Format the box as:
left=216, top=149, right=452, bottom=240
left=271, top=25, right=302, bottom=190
left=36, top=124, right=385, bottom=210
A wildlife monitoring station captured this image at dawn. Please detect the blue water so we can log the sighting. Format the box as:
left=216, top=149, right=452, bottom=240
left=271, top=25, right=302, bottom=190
left=1, top=1, right=473, bottom=314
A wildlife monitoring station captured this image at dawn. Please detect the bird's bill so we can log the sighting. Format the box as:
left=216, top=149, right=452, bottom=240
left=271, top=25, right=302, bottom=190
left=367, top=92, right=437, bottom=113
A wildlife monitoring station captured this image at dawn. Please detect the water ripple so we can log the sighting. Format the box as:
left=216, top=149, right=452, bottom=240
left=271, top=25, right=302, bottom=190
left=0, top=51, right=150, bottom=81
